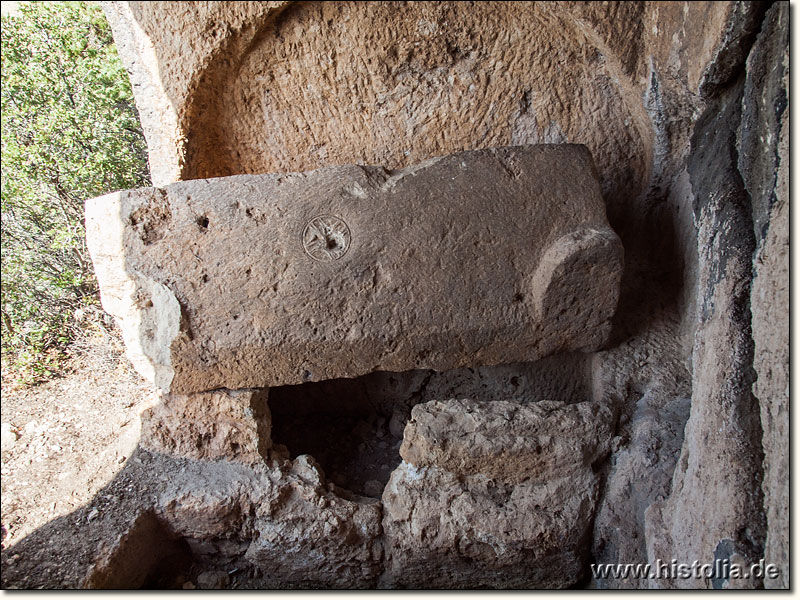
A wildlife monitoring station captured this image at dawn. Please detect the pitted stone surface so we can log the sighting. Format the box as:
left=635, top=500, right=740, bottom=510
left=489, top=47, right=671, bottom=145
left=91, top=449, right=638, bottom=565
left=0, top=2, right=790, bottom=592
left=400, top=398, right=614, bottom=484
left=139, top=389, right=271, bottom=464
left=86, top=145, right=623, bottom=394
left=381, top=396, right=613, bottom=588
left=156, top=455, right=383, bottom=589
left=381, top=462, right=598, bottom=589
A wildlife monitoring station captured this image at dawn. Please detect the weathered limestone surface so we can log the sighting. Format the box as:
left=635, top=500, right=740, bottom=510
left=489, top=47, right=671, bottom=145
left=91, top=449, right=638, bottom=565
left=104, top=1, right=653, bottom=220
left=79, top=448, right=384, bottom=589
left=642, top=3, right=789, bottom=591
left=588, top=171, right=696, bottom=589
left=750, top=182, right=788, bottom=589
left=87, top=145, right=623, bottom=394
left=100, top=396, right=617, bottom=590
left=382, top=463, right=597, bottom=589
left=644, top=68, right=765, bottom=590
left=157, top=455, right=383, bottom=589
left=15, top=1, right=780, bottom=592
left=140, top=389, right=271, bottom=464
left=101, top=1, right=290, bottom=187
left=382, top=397, right=612, bottom=589
left=740, top=3, right=789, bottom=589
left=103, top=2, right=770, bottom=247
left=400, top=398, right=614, bottom=484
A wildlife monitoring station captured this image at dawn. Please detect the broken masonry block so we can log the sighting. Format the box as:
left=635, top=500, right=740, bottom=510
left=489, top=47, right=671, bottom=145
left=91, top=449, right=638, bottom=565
left=139, top=388, right=271, bottom=463
left=399, top=398, right=614, bottom=483
left=381, top=396, right=614, bottom=588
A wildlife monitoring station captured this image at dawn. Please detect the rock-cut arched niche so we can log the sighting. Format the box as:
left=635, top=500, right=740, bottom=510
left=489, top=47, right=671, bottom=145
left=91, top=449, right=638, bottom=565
left=182, top=1, right=651, bottom=227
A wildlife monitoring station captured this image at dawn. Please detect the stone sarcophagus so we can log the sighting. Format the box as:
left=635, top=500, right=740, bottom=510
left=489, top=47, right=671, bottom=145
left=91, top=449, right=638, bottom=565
left=86, top=144, right=623, bottom=394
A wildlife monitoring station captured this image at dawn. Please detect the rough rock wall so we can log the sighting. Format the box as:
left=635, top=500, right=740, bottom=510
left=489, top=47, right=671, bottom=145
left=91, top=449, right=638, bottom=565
left=645, top=70, right=766, bottom=589
left=739, top=4, right=789, bottom=587
left=100, top=1, right=290, bottom=186
left=644, top=2, right=788, bottom=590
left=86, top=0, right=789, bottom=589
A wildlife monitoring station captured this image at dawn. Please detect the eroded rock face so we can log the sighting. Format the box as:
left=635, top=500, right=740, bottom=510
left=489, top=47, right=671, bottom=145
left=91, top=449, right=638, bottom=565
left=740, top=3, right=789, bottom=588
left=140, top=389, right=271, bottom=464
left=158, top=455, right=383, bottom=589
left=381, top=398, right=613, bottom=588
left=105, top=1, right=652, bottom=222
left=644, top=66, right=765, bottom=590
left=640, top=4, right=789, bottom=590
left=86, top=145, right=623, bottom=394
left=382, top=463, right=597, bottom=589
left=400, top=398, right=614, bottom=484
left=86, top=454, right=385, bottom=589
left=100, top=1, right=290, bottom=187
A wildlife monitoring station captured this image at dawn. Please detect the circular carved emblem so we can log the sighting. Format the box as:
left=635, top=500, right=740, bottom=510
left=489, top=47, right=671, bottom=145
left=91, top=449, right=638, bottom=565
left=302, top=215, right=351, bottom=261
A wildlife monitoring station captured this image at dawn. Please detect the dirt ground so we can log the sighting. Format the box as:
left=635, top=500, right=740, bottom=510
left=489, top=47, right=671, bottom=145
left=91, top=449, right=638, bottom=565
left=0, top=331, right=399, bottom=589
left=1, top=331, right=152, bottom=554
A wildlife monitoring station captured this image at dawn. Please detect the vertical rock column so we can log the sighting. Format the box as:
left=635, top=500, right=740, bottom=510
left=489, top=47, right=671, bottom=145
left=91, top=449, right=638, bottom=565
left=645, top=74, right=766, bottom=590
left=738, top=3, right=789, bottom=588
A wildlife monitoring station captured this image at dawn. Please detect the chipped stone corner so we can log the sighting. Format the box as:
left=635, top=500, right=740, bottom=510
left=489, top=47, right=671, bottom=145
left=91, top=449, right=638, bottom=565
left=85, top=189, right=180, bottom=392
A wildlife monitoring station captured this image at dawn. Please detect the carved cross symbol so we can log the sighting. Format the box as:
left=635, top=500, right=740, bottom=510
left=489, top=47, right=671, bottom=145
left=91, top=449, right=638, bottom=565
left=302, top=215, right=351, bottom=261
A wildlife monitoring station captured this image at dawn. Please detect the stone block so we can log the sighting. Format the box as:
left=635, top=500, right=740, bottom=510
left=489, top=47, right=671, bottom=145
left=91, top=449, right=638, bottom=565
left=140, top=389, right=271, bottom=464
left=381, top=462, right=598, bottom=588
left=86, top=145, right=622, bottom=393
left=381, top=396, right=613, bottom=587
left=400, top=398, right=614, bottom=483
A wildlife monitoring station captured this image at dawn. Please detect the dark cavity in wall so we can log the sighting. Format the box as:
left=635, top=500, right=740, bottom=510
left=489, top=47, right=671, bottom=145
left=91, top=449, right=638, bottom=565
left=268, top=354, right=593, bottom=497
left=268, top=371, right=420, bottom=498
